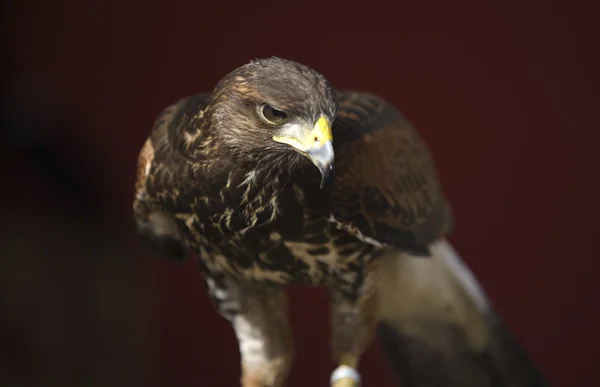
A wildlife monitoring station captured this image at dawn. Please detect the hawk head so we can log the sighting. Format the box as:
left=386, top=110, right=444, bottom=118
left=205, top=57, right=338, bottom=188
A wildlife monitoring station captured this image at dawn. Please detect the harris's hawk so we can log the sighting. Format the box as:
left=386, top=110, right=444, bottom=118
left=133, top=57, right=549, bottom=387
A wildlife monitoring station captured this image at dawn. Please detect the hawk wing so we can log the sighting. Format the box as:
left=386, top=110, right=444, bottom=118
left=330, top=91, right=452, bottom=255
left=132, top=94, right=209, bottom=260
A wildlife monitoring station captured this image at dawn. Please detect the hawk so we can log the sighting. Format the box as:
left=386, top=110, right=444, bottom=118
left=133, top=58, right=549, bottom=387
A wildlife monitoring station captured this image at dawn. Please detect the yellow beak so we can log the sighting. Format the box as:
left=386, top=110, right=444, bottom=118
left=273, top=116, right=334, bottom=188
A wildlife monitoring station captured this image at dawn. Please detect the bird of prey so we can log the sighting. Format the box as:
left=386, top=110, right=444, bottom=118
left=133, top=57, right=549, bottom=387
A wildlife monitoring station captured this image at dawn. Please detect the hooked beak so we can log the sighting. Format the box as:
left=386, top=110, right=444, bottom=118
left=273, top=116, right=335, bottom=188
left=307, top=140, right=334, bottom=188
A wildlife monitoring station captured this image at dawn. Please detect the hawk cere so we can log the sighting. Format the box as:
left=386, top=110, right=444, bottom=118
left=133, top=58, right=548, bottom=387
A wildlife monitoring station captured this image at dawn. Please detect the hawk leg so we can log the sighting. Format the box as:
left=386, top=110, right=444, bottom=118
left=329, top=266, right=379, bottom=387
left=206, top=276, right=293, bottom=387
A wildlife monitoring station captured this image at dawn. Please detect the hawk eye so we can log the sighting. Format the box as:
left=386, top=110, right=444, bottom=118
left=260, top=104, right=288, bottom=124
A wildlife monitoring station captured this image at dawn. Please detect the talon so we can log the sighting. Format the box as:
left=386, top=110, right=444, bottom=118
left=331, top=365, right=361, bottom=387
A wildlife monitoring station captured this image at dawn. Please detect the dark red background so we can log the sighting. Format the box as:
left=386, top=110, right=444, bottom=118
left=3, top=1, right=599, bottom=386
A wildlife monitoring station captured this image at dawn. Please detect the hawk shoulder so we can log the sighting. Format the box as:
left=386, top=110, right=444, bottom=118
left=132, top=94, right=209, bottom=260
left=329, top=91, right=452, bottom=255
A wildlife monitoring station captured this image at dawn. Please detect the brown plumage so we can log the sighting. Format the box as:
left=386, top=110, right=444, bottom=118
left=133, top=57, right=454, bottom=386
left=330, top=92, right=452, bottom=254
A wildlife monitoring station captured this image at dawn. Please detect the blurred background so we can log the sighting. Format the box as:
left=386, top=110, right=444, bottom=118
left=1, top=1, right=598, bottom=386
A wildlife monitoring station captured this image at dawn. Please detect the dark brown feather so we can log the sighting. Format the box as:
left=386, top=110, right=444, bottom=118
left=330, top=92, right=452, bottom=255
